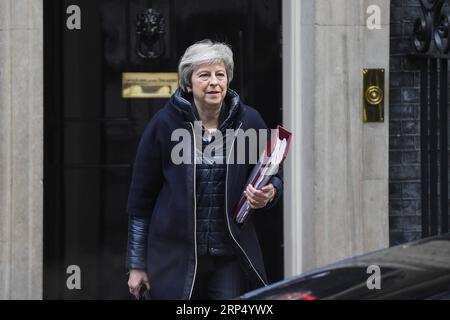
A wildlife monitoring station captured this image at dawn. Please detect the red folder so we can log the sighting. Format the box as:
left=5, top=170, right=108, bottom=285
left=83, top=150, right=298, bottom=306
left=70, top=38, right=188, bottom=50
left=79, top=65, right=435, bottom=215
left=234, top=125, right=292, bottom=224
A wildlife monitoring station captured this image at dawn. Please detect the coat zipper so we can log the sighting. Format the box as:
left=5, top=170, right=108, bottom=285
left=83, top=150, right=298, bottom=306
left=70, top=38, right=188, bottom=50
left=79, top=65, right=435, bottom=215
left=225, top=122, right=268, bottom=287
left=188, top=120, right=267, bottom=298
left=188, top=122, right=198, bottom=300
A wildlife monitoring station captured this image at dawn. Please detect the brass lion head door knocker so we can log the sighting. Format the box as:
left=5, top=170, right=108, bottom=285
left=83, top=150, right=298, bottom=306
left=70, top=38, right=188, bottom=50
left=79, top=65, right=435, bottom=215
left=136, top=8, right=166, bottom=59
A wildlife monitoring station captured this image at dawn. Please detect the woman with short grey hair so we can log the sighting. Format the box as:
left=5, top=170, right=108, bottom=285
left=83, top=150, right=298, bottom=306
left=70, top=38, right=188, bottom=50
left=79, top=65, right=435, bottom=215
left=178, top=39, right=234, bottom=92
left=126, top=39, right=283, bottom=300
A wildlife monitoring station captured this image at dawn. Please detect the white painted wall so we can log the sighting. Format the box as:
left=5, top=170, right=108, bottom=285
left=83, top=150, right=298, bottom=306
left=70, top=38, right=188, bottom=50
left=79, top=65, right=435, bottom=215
left=0, top=0, right=43, bottom=299
left=283, top=0, right=390, bottom=277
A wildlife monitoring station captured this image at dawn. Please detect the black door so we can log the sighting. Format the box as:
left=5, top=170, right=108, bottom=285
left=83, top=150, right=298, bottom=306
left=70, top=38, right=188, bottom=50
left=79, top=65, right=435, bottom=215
left=44, top=0, right=282, bottom=299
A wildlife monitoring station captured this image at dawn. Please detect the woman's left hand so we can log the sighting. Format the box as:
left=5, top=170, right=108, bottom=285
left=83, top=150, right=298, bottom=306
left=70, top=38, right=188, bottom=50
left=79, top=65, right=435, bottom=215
left=244, top=183, right=276, bottom=209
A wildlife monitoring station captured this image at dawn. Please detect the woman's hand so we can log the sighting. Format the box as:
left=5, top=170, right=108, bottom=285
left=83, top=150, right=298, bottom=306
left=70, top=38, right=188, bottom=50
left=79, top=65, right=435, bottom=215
left=128, top=269, right=150, bottom=298
left=244, top=183, right=276, bottom=209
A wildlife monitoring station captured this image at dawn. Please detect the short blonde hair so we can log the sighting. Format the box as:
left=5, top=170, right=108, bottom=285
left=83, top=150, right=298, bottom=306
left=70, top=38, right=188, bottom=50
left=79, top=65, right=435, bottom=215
left=178, top=39, right=234, bottom=92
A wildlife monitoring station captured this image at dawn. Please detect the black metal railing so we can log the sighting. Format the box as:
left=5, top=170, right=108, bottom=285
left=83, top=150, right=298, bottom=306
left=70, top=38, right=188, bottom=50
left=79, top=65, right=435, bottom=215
left=413, top=0, right=450, bottom=236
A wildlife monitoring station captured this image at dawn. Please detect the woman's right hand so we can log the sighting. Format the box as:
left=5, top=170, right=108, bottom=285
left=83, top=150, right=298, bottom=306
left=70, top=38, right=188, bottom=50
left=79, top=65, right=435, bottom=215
left=128, top=269, right=150, bottom=298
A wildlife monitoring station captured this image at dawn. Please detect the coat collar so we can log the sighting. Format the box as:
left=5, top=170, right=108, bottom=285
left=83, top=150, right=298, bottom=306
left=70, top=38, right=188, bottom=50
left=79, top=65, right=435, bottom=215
left=170, top=88, right=242, bottom=131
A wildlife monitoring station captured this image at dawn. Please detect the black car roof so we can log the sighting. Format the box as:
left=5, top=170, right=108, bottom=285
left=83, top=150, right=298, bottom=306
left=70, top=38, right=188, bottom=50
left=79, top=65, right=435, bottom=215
left=240, top=233, right=450, bottom=300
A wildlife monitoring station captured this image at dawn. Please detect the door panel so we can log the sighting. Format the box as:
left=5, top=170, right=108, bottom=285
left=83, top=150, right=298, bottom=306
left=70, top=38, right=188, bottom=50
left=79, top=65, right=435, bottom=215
left=44, top=0, right=282, bottom=299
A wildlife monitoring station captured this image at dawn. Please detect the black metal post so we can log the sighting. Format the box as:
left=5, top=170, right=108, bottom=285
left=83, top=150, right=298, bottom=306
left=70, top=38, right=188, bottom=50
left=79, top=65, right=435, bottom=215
left=430, top=58, right=438, bottom=235
left=420, top=58, right=430, bottom=237
left=440, top=59, right=449, bottom=233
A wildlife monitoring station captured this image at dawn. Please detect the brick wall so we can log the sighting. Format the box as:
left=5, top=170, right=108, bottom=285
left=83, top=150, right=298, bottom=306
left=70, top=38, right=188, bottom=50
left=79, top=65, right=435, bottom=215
left=389, top=0, right=422, bottom=245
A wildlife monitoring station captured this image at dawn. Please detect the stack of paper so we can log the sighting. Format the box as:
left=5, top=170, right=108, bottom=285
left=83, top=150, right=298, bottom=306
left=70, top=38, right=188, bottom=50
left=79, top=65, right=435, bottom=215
left=235, top=125, right=292, bottom=224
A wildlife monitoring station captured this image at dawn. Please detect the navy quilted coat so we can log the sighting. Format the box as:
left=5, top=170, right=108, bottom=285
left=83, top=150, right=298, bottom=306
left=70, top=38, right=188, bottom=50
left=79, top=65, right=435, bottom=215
left=126, top=88, right=283, bottom=299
